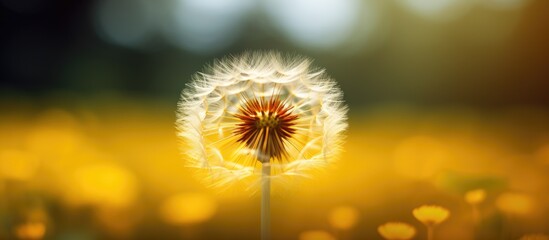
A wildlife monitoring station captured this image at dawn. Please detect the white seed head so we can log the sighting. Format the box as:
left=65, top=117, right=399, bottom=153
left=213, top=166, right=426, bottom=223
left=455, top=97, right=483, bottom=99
left=176, top=51, right=348, bottom=190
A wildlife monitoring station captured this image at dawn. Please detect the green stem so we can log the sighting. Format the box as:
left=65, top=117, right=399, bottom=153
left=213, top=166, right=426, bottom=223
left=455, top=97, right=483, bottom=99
left=261, top=163, right=271, bottom=240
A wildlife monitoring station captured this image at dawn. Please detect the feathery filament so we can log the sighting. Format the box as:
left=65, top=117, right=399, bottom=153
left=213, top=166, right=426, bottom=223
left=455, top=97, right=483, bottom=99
left=176, top=51, right=348, bottom=189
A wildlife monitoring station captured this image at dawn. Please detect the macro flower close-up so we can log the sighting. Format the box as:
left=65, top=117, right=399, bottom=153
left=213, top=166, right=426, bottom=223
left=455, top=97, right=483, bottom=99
left=176, top=51, right=348, bottom=188
left=2, top=0, right=549, bottom=239
left=378, top=222, right=417, bottom=240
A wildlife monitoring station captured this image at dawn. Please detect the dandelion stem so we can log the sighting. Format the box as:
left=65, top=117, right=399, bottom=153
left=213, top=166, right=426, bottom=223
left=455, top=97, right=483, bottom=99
left=472, top=204, right=480, bottom=225
left=261, top=163, right=271, bottom=240
left=427, top=226, right=434, bottom=240
left=471, top=204, right=481, bottom=240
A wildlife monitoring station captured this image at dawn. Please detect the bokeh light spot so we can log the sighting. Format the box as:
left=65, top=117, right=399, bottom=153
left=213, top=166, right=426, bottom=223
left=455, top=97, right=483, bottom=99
left=535, top=144, right=549, bottom=165
left=328, top=205, right=360, bottom=230
left=263, top=0, right=361, bottom=50
left=66, top=163, right=138, bottom=208
left=94, top=0, right=155, bottom=48
left=159, top=192, right=218, bottom=225
left=14, top=222, right=46, bottom=240
left=496, top=192, right=535, bottom=215
left=0, top=149, right=39, bottom=181
left=396, top=0, right=470, bottom=20
left=164, top=0, right=255, bottom=54
left=393, top=136, right=449, bottom=180
left=482, top=0, right=531, bottom=9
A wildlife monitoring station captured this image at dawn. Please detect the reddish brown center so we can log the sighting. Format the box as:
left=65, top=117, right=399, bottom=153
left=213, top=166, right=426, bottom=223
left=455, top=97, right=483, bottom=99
left=234, top=98, right=298, bottom=162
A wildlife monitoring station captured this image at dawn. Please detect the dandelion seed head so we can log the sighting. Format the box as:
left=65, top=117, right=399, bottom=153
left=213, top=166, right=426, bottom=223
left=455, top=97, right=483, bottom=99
left=176, top=51, right=348, bottom=190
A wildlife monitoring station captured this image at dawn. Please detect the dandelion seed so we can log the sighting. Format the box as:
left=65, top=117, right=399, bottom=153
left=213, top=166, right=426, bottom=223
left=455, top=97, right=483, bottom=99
left=378, top=222, right=417, bottom=240
left=413, top=205, right=450, bottom=240
left=176, top=51, right=348, bottom=240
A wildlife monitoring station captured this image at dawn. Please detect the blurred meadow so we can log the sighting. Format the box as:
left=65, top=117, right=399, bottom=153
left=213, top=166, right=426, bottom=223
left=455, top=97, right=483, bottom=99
left=1, top=0, right=549, bottom=239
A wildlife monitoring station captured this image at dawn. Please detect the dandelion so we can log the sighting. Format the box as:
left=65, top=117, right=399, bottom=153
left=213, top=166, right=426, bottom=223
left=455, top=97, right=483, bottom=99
left=464, top=189, right=486, bottom=224
left=496, top=192, right=535, bottom=239
left=176, top=51, right=348, bottom=240
left=413, top=205, right=450, bottom=226
left=465, top=189, right=486, bottom=205
left=413, top=205, right=450, bottom=240
left=378, top=222, right=417, bottom=240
